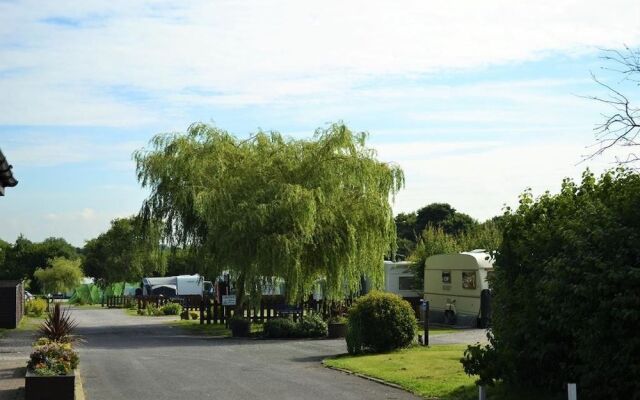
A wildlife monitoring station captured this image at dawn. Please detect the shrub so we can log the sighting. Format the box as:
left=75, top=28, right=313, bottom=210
left=229, top=316, right=251, bottom=337
left=296, top=314, right=327, bottom=338
left=180, top=310, right=189, bottom=320
left=38, top=303, right=77, bottom=343
left=462, top=170, right=640, bottom=399
left=25, top=298, right=48, bottom=317
left=346, top=291, right=417, bottom=354
left=28, top=340, right=79, bottom=376
left=190, top=311, right=199, bottom=320
left=263, top=318, right=297, bottom=338
left=161, top=302, right=182, bottom=316
left=141, top=304, right=164, bottom=316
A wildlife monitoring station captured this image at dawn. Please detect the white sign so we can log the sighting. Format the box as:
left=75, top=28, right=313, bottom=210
left=221, top=295, right=237, bottom=306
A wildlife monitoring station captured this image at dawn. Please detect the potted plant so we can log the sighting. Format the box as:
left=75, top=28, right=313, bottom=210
left=229, top=316, right=251, bottom=337
left=25, top=303, right=79, bottom=400
left=327, top=315, right=348, bottom=338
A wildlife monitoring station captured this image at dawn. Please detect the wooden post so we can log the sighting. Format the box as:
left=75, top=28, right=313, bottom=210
left=199, top=298, right=205, bottom=325
left=206, top=298, right=212, bottom=325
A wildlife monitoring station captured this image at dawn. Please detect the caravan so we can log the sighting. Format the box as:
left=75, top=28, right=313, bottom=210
left=424, top=250, right=494, bottom=327
left=141, top=274, right=210, bottom=297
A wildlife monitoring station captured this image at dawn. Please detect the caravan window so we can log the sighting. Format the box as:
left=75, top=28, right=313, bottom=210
left=462, top=271, right=477, bottom=289
left=442, top=271, right=451, bottom=284
left=398, top=276, right=418, bottom=290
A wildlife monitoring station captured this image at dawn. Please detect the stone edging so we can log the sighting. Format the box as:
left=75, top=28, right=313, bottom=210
left=75, top=367, right=86, bottom=400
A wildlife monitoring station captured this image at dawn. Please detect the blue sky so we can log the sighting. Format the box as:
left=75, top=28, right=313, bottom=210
left=1, top=0, right=639, bottom=246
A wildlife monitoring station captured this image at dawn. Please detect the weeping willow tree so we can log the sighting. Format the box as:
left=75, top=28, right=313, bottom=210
left=134, top=122, right=403, bottom=307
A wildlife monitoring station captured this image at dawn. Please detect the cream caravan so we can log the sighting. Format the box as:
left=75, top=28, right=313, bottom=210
left=424, top=250, right=493, bottom=327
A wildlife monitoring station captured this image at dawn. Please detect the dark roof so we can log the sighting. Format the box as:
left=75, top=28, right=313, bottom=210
left=0, top=280, right=22, bottom=288
left=0, top=148, right=18, bottom=196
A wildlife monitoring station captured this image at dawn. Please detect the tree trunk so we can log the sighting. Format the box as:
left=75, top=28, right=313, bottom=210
left=234, top=272, right=246, bottom=315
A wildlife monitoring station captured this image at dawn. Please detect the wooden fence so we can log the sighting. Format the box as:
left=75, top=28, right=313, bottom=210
left=104, top=294, right=353, bottom=325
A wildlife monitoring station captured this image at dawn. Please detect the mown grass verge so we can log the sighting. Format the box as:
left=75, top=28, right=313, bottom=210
left=323, top=344, right=561, bottom=400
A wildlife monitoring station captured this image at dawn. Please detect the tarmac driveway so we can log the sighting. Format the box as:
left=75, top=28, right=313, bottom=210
left=73, top=308, right=421, bottom=400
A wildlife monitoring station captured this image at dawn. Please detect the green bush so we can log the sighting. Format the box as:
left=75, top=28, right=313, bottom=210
left=462, top=170, right=640, bottom=399
left=262, top=315, right=327, bottom=338
left=161, top=302, right=182, bottom=316
left=25, top=298, right=48, bottom=317
left=140, top=304, right=164, bottom=316
left=190, top=311, right=199, bottom=320
left=346, top=291, right=417, bottom=354
left=296, top=314, right=327, bottom=338
left=263, top=318, right=297, bottom=338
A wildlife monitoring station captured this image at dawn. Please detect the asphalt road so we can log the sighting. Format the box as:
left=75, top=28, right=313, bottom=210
left=73, top=308, right=422, bottom=400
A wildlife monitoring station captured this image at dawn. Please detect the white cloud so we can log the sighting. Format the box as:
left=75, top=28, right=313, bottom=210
left=376, top=138, right=628, bottom=220
left=0, top=0, right=638, bottom=124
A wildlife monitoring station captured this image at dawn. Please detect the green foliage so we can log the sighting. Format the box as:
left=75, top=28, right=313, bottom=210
left=135, top=123, right=404, bottom=306
left=28, top=340, right=79, bottom=376
left=25, top=298, right=48, bottom=317
left=0, top=236, right=79, bottom=293
left=262, top=314, right=327, bottom=338
left=464, top=169, right=640, bottom=399
left=415, top=203, right=478, bottom=235
left=38, top=303, right=78, bottom=343
left=83, top=216, right=166, bottom=286
left=33, top=257, right=83, bottom=295
left=263, top=318, right=298, bottom=338
left=296, top=314, right=327, bottom=337
left=346, top=291, right=417, bottom=354
left=139, top=304, right=165, bottom=316
left=190, top=311, right=199, bottom=320
left=160, top=302, right=182, bottom=315
left=460, top=334, right=503, bottom=387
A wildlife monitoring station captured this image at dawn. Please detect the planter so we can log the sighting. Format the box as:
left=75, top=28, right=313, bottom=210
left=229, top=319, right=251, bottom=337
left=328, top=322, right=347, bottom=338
left=25, top=369, right=75, bottom=400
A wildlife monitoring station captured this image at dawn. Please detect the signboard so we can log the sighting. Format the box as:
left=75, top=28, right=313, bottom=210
left=221, top=295, right=237, bottom=306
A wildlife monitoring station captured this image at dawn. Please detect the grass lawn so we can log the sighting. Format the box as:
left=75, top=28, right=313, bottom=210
left=324, top=345, right=561, bottom=400
left=18, top=315, right=46, bottom=332
left=325, top=344, right=476, bottom=400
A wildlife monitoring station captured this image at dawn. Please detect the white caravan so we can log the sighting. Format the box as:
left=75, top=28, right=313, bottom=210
left=142, top=274, right=205, bottom=297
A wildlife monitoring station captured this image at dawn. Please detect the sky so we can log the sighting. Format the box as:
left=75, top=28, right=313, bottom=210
left=1, top=0, right=639, bottom=247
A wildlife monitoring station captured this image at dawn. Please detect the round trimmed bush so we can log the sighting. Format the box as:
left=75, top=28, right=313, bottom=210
left=346, top=291, right=417, bottom=354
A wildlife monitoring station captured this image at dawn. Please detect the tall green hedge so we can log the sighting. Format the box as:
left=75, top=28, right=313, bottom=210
left=462, top=169, right=640, bottom=399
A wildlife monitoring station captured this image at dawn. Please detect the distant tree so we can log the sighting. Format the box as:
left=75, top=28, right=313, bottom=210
left=415, top=203, right=455, bottom=234
left=586, top=46, right=640, bottom=165
left=83, top=216, right=166, bottom=286
left=0, top=236, right=79, bottom=293
left=34, top=257, right=83, bottom=294
left=441, top=212, right=478, bottom=236
left=394, top=212, right=417, bottom=259
left=135, top=122, right=404, bottom=308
